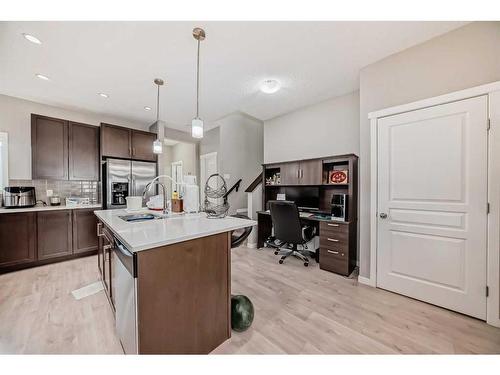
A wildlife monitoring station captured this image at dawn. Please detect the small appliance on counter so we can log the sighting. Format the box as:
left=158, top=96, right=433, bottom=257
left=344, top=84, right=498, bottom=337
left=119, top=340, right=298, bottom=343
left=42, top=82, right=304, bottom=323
left=65, top=197, right=91, bottom=206
left=49, top=195, right=61, bottom=206
left=3, top=186, right=37, bottom=208
left=331, top=193, right=348, bottom=221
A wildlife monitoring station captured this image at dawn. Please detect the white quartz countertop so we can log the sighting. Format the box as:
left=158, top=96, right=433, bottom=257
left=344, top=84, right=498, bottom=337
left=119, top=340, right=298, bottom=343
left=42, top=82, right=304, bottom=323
left=0, top=204, right=102, bottom=214
left=94, top=209, right=257, bottom=252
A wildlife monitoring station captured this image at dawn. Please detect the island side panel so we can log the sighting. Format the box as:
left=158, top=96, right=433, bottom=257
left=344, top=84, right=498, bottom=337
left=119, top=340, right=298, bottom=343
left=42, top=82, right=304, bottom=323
left=136, top=231, right=231, bottom=354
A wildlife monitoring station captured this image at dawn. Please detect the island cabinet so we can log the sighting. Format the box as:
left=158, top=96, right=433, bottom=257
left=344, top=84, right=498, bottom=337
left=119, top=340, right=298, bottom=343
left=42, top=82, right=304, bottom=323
left=31, top=114, right=99, bottom=181
left=0, top=212, right=36, bottom=268
left=101, top=123, right=157, bottom=162
left=96, top=218, right=233, bottom=354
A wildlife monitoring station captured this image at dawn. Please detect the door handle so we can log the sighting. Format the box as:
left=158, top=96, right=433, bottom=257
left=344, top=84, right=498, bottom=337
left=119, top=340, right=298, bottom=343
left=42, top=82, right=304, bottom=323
left=379, top=213, right=388, bottom=219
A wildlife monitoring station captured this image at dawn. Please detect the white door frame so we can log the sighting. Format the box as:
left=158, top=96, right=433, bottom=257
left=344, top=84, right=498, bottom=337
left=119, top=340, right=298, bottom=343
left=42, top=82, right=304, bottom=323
left=200, top=151, right=218, bottom=202
left=367, top=81, right=500, bottom=327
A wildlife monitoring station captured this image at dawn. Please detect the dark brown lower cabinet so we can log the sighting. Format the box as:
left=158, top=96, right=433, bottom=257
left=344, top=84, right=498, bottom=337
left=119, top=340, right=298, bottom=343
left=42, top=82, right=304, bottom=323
left=97, top=221, right=114, bottom=306
left=0, top=208, right=99, bottom=273
left=0, top=212, right=36, bottom=268
left=37, top=210, right=73, bottom=260
left=73, top=208, right=98, bottom=253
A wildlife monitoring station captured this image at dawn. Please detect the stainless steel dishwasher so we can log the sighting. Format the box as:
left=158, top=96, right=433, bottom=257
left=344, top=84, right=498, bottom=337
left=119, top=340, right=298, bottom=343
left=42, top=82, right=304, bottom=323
left=112, top=237, right=138, bottom=354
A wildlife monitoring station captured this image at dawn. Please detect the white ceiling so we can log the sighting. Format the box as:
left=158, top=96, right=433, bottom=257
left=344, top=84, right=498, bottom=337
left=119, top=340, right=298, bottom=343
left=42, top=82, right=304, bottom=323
left=0, top=21, right=467, bottom=132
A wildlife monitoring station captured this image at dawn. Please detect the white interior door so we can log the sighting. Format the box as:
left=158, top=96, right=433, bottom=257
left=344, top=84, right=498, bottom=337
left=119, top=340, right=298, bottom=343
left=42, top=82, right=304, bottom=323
left=200, top=152, right=218, bottom=204
left=377, top=95, right=488, bottom=319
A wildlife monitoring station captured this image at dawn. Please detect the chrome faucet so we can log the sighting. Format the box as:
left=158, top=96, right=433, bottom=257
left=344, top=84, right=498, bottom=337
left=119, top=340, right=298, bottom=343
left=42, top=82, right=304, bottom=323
left=142, top=180, right=169, bottom=214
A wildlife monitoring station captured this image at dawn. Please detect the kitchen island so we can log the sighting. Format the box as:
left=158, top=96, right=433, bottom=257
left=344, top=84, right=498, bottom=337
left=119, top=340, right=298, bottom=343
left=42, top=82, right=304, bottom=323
left=94, top=209, right=256, bottom=354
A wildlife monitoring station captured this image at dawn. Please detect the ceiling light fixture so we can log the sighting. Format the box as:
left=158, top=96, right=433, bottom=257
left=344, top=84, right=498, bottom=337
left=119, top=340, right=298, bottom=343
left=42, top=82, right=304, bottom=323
left=191, top=27, right=206, bottom=139
left=35, top=74, right=50, bottom=81
left=98, top=92, right=109, bottom=98
left=153, top=78, right=164, bottom=154
left=144, top=106, right=152, bottom=111
left=260, top=79, right=281, bottom=94
left=22, top=33, right=42, bottom=45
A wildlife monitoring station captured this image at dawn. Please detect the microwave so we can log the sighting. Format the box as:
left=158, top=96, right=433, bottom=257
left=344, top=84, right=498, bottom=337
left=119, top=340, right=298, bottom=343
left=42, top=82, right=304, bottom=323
left=331, top=193, right=348, bottom=221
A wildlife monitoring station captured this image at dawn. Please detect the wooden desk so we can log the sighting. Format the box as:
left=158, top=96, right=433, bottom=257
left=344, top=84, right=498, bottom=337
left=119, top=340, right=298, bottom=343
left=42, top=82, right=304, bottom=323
left=257, top=211, right=356, bottom=276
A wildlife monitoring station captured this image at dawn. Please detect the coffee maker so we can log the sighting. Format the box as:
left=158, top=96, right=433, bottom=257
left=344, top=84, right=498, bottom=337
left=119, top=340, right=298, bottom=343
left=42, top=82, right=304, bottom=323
left=331, top=193, right=348, bottom=221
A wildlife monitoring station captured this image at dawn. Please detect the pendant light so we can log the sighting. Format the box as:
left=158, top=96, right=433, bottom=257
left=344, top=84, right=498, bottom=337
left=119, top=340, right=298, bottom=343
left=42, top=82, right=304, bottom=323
left=192, top=27, right=205, bottom=139
left=153, top=78, right=164, bottom=154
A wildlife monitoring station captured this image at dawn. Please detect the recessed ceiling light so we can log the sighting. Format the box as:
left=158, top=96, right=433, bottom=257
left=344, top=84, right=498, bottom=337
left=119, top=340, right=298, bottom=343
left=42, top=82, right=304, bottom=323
left=22, top=33, right=42, bottom=45
left=98, top=92, right=109, bottom=98
left=260, top=79, right=281, bottom=94
left=144, top=106, right=152, bottom=111
left=35, top=74, right=50, bottom=81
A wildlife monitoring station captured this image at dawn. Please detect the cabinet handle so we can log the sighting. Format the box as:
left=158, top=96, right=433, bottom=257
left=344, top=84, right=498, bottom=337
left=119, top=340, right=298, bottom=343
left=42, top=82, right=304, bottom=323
left=97, top=222, right=103, bottom=237
left=327, top=223, right=339, bottom=227
left=327, top=250, right=344, bottom=256
left=327, top=238, right=339, bottom=242
left=132, top=147, right=136, bottom=156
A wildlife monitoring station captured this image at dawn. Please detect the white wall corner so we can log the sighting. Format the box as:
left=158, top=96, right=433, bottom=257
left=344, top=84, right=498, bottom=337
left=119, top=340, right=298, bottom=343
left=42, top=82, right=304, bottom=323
left=358, top=276, right=376, bottom=287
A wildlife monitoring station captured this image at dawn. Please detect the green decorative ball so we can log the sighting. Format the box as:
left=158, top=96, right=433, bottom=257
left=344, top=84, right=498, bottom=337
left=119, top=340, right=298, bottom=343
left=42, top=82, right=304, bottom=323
left=231, top=294, right=254, bottom=332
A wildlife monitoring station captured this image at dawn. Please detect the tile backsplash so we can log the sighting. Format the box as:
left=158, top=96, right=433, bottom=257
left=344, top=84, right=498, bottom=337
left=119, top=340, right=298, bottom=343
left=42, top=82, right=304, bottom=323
left=8, top=179, right=100, bottom=205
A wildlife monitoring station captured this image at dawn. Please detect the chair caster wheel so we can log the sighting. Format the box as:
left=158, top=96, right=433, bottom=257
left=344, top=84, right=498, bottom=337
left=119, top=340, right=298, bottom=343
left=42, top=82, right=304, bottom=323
left=304, top=262, right=309, bottom=267
left=274, top=251, right=279, bottom=255
left=279, top=259, right=284, bottom=264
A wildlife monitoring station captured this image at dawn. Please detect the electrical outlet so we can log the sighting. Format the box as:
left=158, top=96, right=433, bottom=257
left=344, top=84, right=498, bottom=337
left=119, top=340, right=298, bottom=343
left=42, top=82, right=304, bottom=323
left=46, top=189, right=53, bottom=197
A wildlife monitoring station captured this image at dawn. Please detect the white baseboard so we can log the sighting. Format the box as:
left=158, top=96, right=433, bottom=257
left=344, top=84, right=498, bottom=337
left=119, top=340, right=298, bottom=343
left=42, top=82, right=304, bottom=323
left=358, top=276, right=376, bottom=287
left=246, top=242, right=257, bottom=249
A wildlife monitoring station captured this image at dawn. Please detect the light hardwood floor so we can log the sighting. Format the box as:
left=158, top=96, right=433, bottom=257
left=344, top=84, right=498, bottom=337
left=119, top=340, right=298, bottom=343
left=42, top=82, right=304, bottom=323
left=1, top=247, right=500, bottom=354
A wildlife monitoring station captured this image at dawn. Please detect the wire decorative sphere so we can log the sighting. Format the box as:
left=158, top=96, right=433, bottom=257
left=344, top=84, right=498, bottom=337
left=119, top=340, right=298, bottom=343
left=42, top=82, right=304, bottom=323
left=204, top=173, right=229, bottom=218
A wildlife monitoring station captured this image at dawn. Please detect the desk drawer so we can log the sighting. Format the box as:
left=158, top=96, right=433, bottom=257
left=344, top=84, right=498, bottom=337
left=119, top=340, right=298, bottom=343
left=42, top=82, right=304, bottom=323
left=320, top=221, right=349, bottom=235
left=320, top=247, right=347, bottom=261
left=319, top=248, right=349, bottom=275
left=320, top=231, right=349, bottom=247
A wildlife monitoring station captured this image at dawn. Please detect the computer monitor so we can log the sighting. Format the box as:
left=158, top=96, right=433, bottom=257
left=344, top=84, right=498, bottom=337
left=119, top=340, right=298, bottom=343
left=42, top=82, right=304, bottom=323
left=285, top=187, right=319, bottom=210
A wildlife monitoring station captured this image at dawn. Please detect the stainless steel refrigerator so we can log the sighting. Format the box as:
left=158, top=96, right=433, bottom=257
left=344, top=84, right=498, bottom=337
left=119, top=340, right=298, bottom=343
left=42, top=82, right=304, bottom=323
left=104, top=159, right=157, bottom=209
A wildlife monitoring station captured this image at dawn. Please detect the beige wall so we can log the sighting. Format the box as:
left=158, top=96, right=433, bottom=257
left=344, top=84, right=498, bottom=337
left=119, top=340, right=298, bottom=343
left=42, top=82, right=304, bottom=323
left=264, top=91, right=360, bottom=163
left=171, top=142, right=197, bottom=178
left=0, top=94, right=147, bottom=180
left=358, top=21, right=500, bottom=277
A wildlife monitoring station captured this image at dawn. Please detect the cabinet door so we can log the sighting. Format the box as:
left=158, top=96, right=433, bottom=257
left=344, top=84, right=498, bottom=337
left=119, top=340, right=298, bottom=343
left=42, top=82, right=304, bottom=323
left=299, top=159, right=322, bottom=185
left=69, top=122, right=99, bottom=180
left=0, top=213, right=36, bottom=268
left=72, top=209, right=98, bottom=254
left=131, top=130, right=157, bottom=161
left=37, top=210, right=73, bottom=260
left=31, top=114, right=68, bottom=180
left=101, top=123, right=131, bottom=159
left=97, top=222, right=104, bottom=279
left=280, top=162, right=300, bottom=185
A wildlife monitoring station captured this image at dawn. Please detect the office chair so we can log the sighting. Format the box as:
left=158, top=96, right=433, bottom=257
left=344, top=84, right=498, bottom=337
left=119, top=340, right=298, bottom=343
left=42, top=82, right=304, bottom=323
left=268, top=200, right=315, bottom=267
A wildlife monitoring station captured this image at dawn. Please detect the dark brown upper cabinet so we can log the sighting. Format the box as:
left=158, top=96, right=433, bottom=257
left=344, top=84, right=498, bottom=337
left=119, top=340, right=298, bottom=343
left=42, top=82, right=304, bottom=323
left=72, top=208, right=98, bottom=254
left=37, top=210, right=73, bottom=260
left=0, top=212, right=36, bottom=268
left=101, top=123, right=157, bottom=162
left=298, top=159, right=322, bottom=185
left=69, top=122, right=100, bottom=181
left=279, top=160, right=322, bottom=185
left=32, top=114, right=69, bottom=180
left=100, top=123, right=131, bottom=159
left=280, top=162, right=300, bottom=185
left=131, top=130, right=157, bottom=161
left=31, top=115, right=99, bottom=181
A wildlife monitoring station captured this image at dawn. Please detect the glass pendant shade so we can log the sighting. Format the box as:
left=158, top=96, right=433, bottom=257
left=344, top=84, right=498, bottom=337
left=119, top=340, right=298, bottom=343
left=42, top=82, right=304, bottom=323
left=153, top=139, right=163, bottom=154
left=191, top=118, right=204, bottom=139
